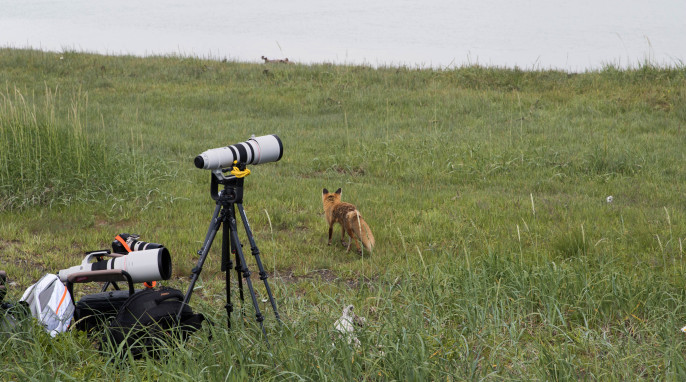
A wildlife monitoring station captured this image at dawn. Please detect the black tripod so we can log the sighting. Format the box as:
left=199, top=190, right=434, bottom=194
left=178, top=164, right=280, bottom=340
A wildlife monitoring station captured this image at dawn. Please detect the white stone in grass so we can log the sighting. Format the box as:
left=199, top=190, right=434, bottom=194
left=334, top=304, right=365, bottom=347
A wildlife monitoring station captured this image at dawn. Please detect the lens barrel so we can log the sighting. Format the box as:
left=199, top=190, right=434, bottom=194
left=58, top=248, right=172, bottom=283
left=112, top=238, right=164, bottom=253
left=194, top=134, right=283, bottom=170
left=112, top=233, right=165, bottom=254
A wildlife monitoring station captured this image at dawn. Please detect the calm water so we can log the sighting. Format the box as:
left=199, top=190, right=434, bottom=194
left=1, top=0, right=684, bottom=72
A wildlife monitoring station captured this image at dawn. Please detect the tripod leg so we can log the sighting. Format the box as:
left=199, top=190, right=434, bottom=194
left=178, top=203, right=223, bottom=322
left=222, top=217, right=234, bottom=328
left=231, top=205, right=245, bottom=309
left=237, top=204, right=281, bottom=322
left=234, top=247, right=245, bottom=311
left=227, top=206, right=268, bottom=341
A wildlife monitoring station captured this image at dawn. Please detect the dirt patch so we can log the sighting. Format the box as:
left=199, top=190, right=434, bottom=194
left=0, top=239, right=21, bottom=251
left=273, top=267, right=375, bottom=289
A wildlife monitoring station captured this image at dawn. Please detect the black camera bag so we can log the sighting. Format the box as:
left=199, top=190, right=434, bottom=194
left=74, top=289, right=144, bottom=333
left=1, top=271, right=16, bottom=332
left=0, top=271, right=30, bottom=333
left=0, top=270, right=7, bottom=303
left=104, top=287, right=204, bottom=358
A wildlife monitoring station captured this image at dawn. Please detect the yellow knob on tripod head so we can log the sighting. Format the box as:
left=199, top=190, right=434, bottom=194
left=230, top=160, right=251, bottom=178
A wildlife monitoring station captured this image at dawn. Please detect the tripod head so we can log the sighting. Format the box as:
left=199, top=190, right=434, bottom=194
left=210, top=162, right=250, bottom=203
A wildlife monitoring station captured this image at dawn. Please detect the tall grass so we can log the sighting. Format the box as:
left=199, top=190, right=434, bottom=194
left=3, top=252, right=686, bottom=380
left=0, top=84, right=170, bottom=211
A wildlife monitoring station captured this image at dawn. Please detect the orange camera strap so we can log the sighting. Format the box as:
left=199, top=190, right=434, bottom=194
left=114, top=235, right=132, bottom=253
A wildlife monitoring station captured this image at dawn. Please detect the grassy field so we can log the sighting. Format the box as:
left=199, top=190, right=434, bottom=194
left=1, top=47, right=686, bottom=380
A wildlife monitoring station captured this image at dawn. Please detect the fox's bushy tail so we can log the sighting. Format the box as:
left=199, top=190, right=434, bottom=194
left=350, top=212, right=375, bottom=253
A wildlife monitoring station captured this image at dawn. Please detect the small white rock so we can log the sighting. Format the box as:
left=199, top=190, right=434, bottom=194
left=334, top=304, right=365, bottom=347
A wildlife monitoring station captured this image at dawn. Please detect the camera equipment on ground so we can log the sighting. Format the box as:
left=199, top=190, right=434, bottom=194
left=112, top=233, right=164, bottom=253
left=60, top=237, right=205, bottom=357
left=58, top=248, right=172, bottom=284
left=73, top=288, right=141, bottom=332
left=182, top=135, right=282, bottom=342
left=105, top=287, right=204, bottom=359
left=194, top=134, right=283, bottom=170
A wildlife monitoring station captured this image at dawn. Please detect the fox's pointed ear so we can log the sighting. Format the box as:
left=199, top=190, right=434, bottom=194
left=323, top=188, right=329, bottom=194
left=335, top=188, right=342, bottom=194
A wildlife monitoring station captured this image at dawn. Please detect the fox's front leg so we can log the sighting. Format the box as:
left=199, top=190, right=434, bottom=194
left=328, top=223, right=334, bottom=246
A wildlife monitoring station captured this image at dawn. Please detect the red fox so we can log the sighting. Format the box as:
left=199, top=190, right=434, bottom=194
left=322, top=188, right=375, bottom=253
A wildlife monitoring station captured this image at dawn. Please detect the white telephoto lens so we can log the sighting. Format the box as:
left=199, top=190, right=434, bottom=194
left=249, top=134, right=283, bottom=164
left=57, top=248, right=172, bottom=283
left=195, top=147, right=237, bottom=170
left=194, top=134, right=283, bottom=169
left=110, top=248, right=172, bottom=282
